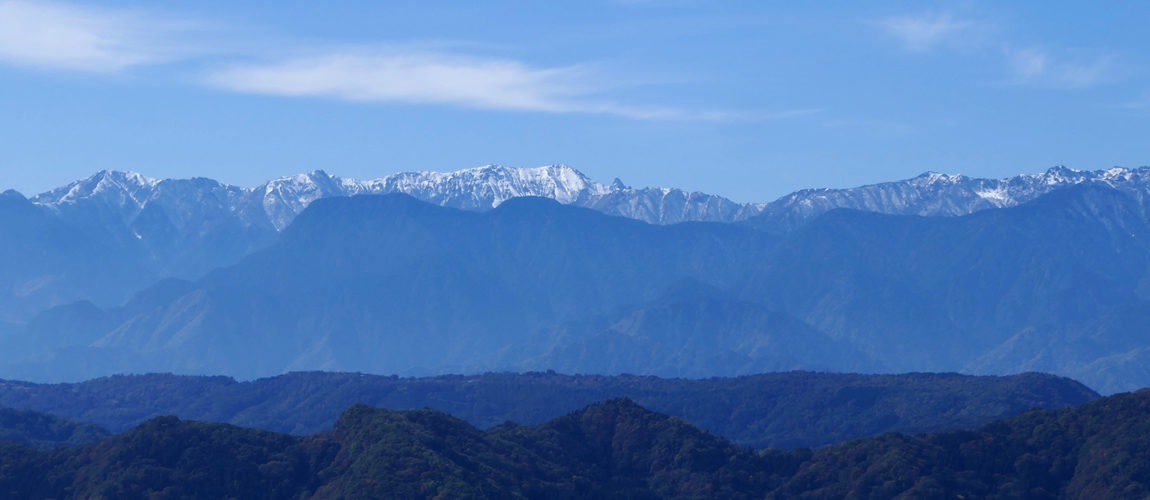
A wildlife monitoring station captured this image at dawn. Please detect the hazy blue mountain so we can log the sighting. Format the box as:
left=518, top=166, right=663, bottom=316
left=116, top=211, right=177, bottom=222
left=0, top=371, right=1096, bottom=450
left=0, top=166, right=762, bottom=323
left=10, top=184, right=1150, bottom=392
left=0, top=194, right=787, bottom=381
left=0, top=190, right=155, bottom=323
left=742, top=183, right=1150, bottom=393
left=5, top=163, right=1148, bottom=325
left=514, top=281, right=883, bottom=377
left=9, top=169, right=1150, bottom=391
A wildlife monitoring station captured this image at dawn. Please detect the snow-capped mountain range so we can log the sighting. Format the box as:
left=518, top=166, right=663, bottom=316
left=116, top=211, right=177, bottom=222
left=768, top=165, right=1150, bottom=217
left=21, top=162, right=1150, bottom=282
left=8, top=162, right=1150, bottom=392
left=31, top=164, right=766, bottom=233
left=742, top=165, right=1150, bottom=232
left=31, top=164, right=1150, bottom=237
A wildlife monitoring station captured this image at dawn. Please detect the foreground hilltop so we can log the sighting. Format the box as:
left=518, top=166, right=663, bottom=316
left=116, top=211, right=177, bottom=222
left=3, top=388, right=1150, bottom=499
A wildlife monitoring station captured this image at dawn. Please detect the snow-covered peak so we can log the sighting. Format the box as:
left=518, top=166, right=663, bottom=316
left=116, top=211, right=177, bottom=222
left=363, top=164, right=611, bottom=208
left=242, top=164, right=624, bottom=230
left=755, top=165, right=1150, bottom=233
left=34, top=170, right=161, bottom=209
left=255, top=170, right=353, bottom=230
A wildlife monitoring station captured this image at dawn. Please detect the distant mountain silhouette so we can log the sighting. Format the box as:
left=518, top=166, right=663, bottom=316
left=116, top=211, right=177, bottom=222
left=744, top=183, right=1150, bottom=392
left=0, top=194, right=782, bottom=381
left=5, top=164, right=1147, bottom=323
left=0, top=190, right=154, bottom=322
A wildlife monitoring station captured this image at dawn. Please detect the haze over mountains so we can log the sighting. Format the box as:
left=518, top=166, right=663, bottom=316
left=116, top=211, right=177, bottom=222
left=4, top=163, right=1146, bottom=322
left=3, top=165, right=1150, bottom=393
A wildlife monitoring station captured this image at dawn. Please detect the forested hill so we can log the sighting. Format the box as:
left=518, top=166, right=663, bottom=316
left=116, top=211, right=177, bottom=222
left=4, top=390, right=1150, bottom=499
left=765, top=387, right=1150, bottom=499
left=0, top=370, right=1097, bottom=449
left=0, top=406, right=110, bottom=450
left=0, top=399, right=777, bottom=499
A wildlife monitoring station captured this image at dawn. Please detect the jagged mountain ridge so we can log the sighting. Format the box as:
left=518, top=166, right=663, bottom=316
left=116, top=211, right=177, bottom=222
left=32, top=164, right=1150, bottom=243
left=748, top=165, right=1150, bottom=233
left=32, top=164, right=765, bottom=232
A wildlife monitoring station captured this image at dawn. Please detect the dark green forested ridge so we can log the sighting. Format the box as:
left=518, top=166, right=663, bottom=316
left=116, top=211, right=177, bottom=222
left=0, top=370, right=1096, bottom=449
left=5, top=391, right=1150, bottom=499
left=0, top=405, right=110, bottom=450
left=0, top=399, right=786, bottom=499
left=764, top=388, right=1150, bottom=499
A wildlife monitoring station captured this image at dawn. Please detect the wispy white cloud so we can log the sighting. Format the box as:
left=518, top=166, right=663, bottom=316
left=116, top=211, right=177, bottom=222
left=203, top=50, right=776, bottom=120
left=0, top=1, right=781, bottom=121
left=880, top=11, right=1123, bottom=90
left=204, top=52, right=592, bottom=112
left=881, top=13, right=973, bottom=52
left=1004, top=48, right=1116, bottom=88
left=0, top=0, right=192, bottom=72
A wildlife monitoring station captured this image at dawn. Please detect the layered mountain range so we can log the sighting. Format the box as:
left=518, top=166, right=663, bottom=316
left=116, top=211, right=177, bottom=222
left=4, top=165, right=1150, bottom=393
left=4, top=163, right=1145, bottom=323
left=0, top=165, right=763, bottom=321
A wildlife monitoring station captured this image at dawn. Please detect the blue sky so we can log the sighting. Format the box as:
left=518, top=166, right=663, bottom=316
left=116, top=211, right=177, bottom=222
left=0, top=1, right=1147, bottom=202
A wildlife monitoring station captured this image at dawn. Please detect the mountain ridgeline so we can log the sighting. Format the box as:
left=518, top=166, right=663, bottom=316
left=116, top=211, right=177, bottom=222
left=3, top=389, right=1150, bottom=499
left=0, top=371, right=1096, bottom=450
left=4, top=166, right=1150, bottom=392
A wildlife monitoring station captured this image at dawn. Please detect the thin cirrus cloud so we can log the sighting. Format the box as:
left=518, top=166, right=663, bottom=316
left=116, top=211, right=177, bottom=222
left=880, top=12, right=1119, bottom=89
left=1004, top=48, right=1116, bottom=89
left=880, top=13, right=973, bottom=52
left=0, top=0, right=774, bottom=120
left=207, top=52, right=604, bottom=114
left=202, top=52, right=742, bottom=120
left=0, top=0, right=191, bottom=72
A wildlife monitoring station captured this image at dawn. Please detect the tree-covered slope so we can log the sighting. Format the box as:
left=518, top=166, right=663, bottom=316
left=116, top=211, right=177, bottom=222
left=0, top=406, right=110, bottom=450
left=0, top=399, right=782, bottom=500
left=0, top=371, right=1097, bottom=449
left=765, top=388, right=1150, bottom=499
left=3, top=390, right=1150, bottom=499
